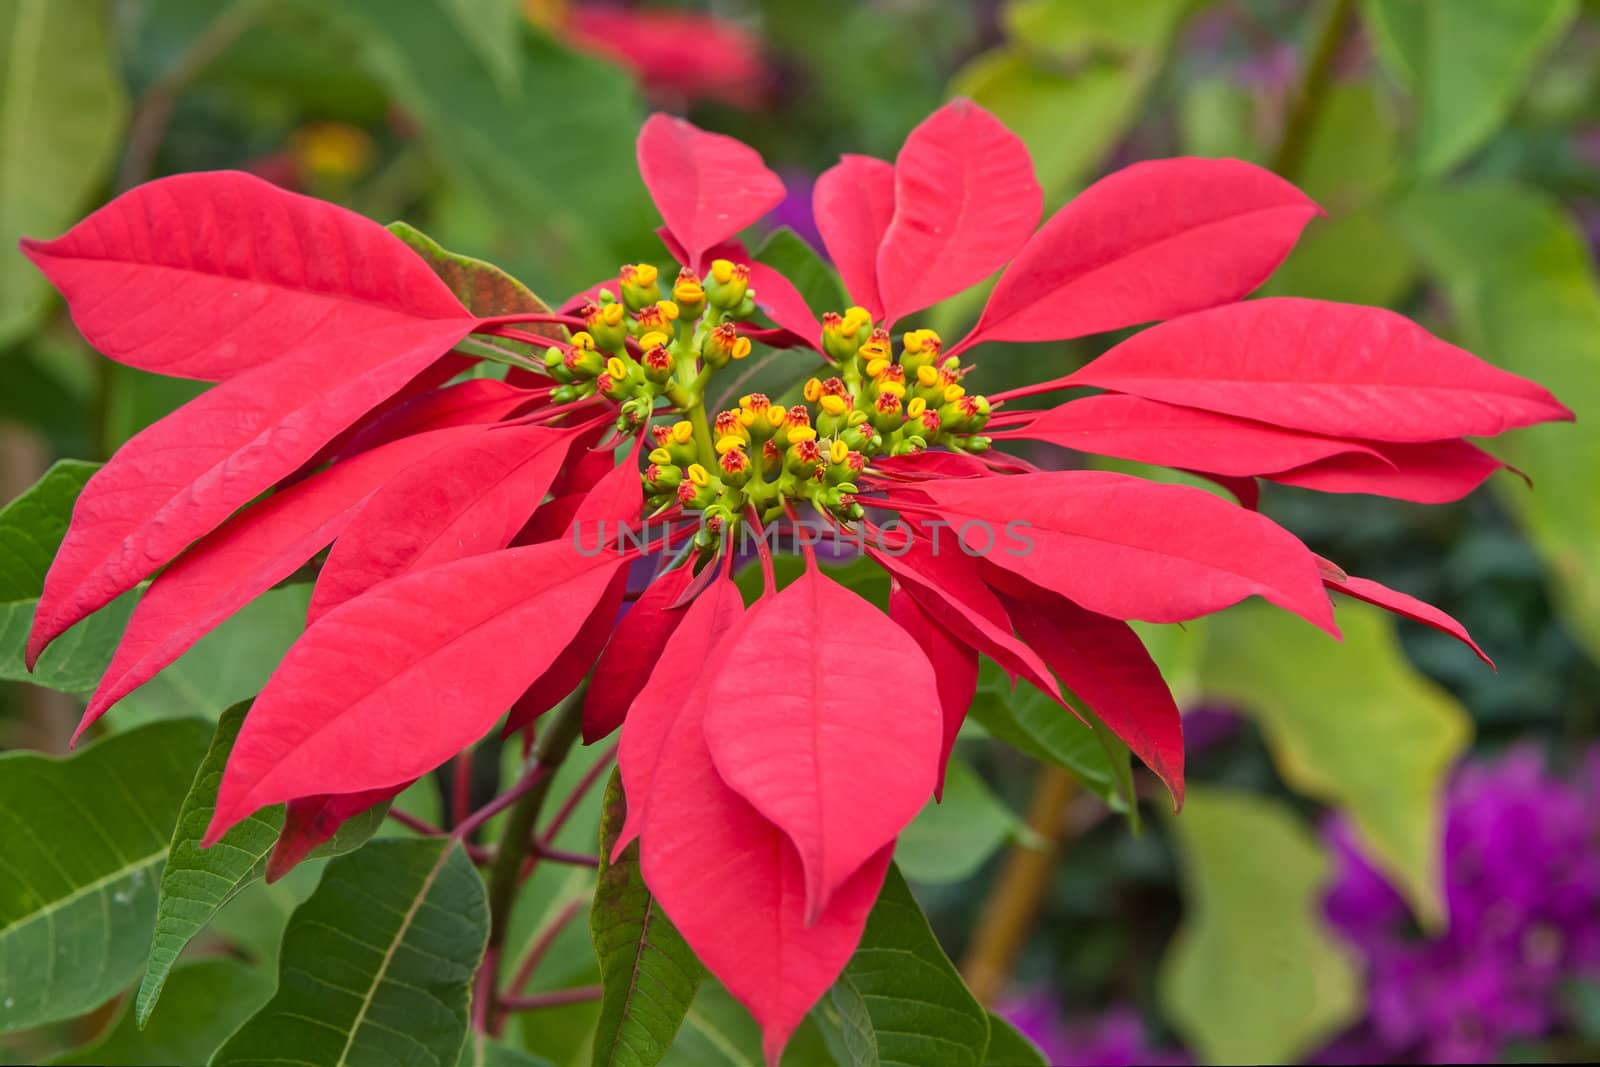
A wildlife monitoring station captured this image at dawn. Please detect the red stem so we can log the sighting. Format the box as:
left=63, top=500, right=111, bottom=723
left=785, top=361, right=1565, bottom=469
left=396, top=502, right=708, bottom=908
left=498, top=985, right=604, bottom=1012
left=536, top=744, right=618, bottom=852
left=452, top=749, right=473, bottom=828
left=507, top=897, right=587, bottom=998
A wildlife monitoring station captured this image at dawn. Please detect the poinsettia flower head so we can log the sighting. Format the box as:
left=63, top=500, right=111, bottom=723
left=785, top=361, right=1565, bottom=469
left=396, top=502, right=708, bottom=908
left=18, top=99, right=1570, bottom=1064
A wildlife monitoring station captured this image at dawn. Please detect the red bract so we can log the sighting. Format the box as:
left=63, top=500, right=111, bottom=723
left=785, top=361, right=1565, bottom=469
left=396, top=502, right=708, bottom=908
left=22, top=97, right=1570, bottom=1063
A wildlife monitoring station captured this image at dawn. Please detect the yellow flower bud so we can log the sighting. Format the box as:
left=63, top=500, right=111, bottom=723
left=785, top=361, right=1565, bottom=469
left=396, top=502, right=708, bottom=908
left=804, top=378, right=823, bottom=402
left=819, top=394, right=849, bottom=416
left=670, top=421, right=695, bottom=444
left=571, top=331, right=596, bottom=351
left=606, top=356, right=628, bottom=380
left=907, top=396, right=927, bottom=419
left=944, top=384, right=966, bottom=402
left=687, top=463, right=711, bottom=487
left=600, top=302, right=626, bottom=327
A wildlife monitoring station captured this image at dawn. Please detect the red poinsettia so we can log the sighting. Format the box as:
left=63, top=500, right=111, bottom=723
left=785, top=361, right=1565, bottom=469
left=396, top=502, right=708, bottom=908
left=22, top=99, right=1567, bottom=1062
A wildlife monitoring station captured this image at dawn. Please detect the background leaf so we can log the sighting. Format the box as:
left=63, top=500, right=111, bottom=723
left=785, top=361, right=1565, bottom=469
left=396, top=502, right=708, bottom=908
left=819, top=865, right=990, bottom=1067
left=1159, top=788, right=1360, bottom=1065
left=590, top=770, right=702, bottom=1067
left=1363, top=0, right=1578, bottom=176
left=0, top=0, right=128, bottom=346
left=136, top=701, right=386, bottom=1026
left=1196, top=601, right=1470, bottom=926
left=212, top=838, right=488, bottom=1067
left=0, top=459, right=137, bottom=693
left=50, top=958, right=272, bottom=1066
left=895, top=758, right=1032, bottom=886
left=1398, top=183, right=1600, bottom=662
left=0, top=718, right=211, bottom=1032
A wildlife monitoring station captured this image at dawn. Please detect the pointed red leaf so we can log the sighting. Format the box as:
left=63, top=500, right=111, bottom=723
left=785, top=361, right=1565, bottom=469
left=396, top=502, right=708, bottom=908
left=958, top=158, right=1318, bottom=349
left=875, top=99, right=1041, bottom=326
left=1065, top=298, right=1573, bottom=442
left=572, top=435, right=645, bottom=532
left=637, top=645, right=889, bottom=1065
left=265, top=784, right=408, bottom=882
left=701, top=570, right=941, bottom=920
left=996, top=394, right=1386, bottom=476
left=307, top=424, right=575, bottom=622
left=888, top=582, right=977, bottom=799
left=20, top=171, right=471, bottom=380
left=28, top=316, right=479, bottom=668
left=916, top=470, right=1338, bottom=634
left=1270, top=438, right=1502, bottom=503
left=867, top=527, right=1064, bottom=704
left=330, top=378, right=546, bottom=460
left=502, top=566, right=630, bottom=735
left=813, top=154, right=895, bottom=319
left=615, top=575, right=746, bottom=855
left=583, top=564, right=697, bottom=743
left=992, top=578, right=1184, bottom=809
left=77, top=425, right=490, bottom=741
left=746, top=261, right=823, bottom=349
left=1326, top=572, right=1493, bottom=667
left=204, top=542, right=628, bottom=843
left=637, top=114, right=785, bottom=272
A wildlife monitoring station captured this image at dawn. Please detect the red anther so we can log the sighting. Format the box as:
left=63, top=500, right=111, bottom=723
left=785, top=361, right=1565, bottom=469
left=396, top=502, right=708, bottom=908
left=820, top=377, right=849, bottom=398
left=651, top=424, right=674, bottom=447
left=792, top=438, right=821, bottom=463
left=875, top=393, right=902, bottom=414
left=743, top=392, right=771, bottom=413
left=787, top=405, right=811, bottom=427
left=763, top=439, right=781, bottom=462
left=643, top=345, right=673, bottom=373
left=917, top=410, right=941, bottom=434
left=878, top=364, right=905, bottom=386
left=676, top=480, right=698, bottom=505
left=714, top=410, right=745, bottom=438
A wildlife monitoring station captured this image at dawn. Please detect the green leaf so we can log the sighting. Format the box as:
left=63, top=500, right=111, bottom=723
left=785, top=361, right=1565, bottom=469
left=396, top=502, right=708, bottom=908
left=1158, top=788, right=1360, bottom=1064
left=0, top=718, right=212, bottom=1033
left=136, top=701, right=387, bottom=1027
left=50, top=958, right=273, bottom=1066
left=954, top=0, right=1191, bottom=206
left=1397, top=183, right=1600, bottom=661
left=981, top=1014, right=1048, bottom=1067
left=0, top=0, right=128, bottom=346
left=895, top=759, right=1031, bottom=885
left=300, top=0, right=650, bottom=293
left=754, top=228, right=845, bottom=321
left=590, top=770, right=703, bottom=1067
left=1363, top=0, right=1578, bottom=176
left=659, top=982, right=832, bottom=1067
left=967, top=660, right=1132, bottom=813
left=213, top=838, right=489, bottom=1067
left=819, top=865, right=989, bottom=1067
left=1259, top=87, right=1417, bottom=307
left=111, top=584, right=313, bottom=726
left=0, top=459, right=137, bottom=693
left=460, top=1032, right=557, bottom=1067
left=1196, top=601, right=1469, bottom=927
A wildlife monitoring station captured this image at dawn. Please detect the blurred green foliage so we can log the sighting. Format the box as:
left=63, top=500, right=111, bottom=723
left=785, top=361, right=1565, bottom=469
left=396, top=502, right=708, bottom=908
left=2, top=1, right=1598, bottom=1065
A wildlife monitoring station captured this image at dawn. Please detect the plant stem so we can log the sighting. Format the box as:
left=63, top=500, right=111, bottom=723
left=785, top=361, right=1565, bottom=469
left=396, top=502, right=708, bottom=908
left=959, top=765, right=1080, bottom=1005
left=1271, top=0, right=1357, bottom=181
left=498, top=985, right=604, bottom=1013
left=480, top=682, right=590, bottom=1036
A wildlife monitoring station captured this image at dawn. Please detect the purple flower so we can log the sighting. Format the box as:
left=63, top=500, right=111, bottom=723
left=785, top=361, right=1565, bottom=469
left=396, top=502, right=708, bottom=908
left=1321, top=744, right=1600, bottom=1063
left=999, top=992, right=1189, bottom=1067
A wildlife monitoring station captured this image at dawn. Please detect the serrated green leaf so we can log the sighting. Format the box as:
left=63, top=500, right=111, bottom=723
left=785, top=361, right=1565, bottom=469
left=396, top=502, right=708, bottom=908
left=212, top=838, right=488, bottom=1067
left=0, top=0, right=128, bottom=346
left=0, top=719, right=212, bottom=1033
left=112, top=584, right=313, bottom=726
left=821, top=865, right=989, bottom=1067
left=1196, top=601, right=1469, bottom=927
left=1159, top=789, right=1360, bottom=1064
left=50, top=958, right=273, bottom=1066
left=589, top=770, right=702, bottom=1067
left=1397, top=183, right=1600, bottom=662
left=981, top=1013, right=1048, bottom=1066
left=136, top=702, right=387, bottom=1027
left=895, top=759, right=1029, bottom=886
left=1363, top=0, right=1577, bottom=176
left=967, top=660, right=1132, bottom=813
left=754, top=228, right=845, bottom=321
